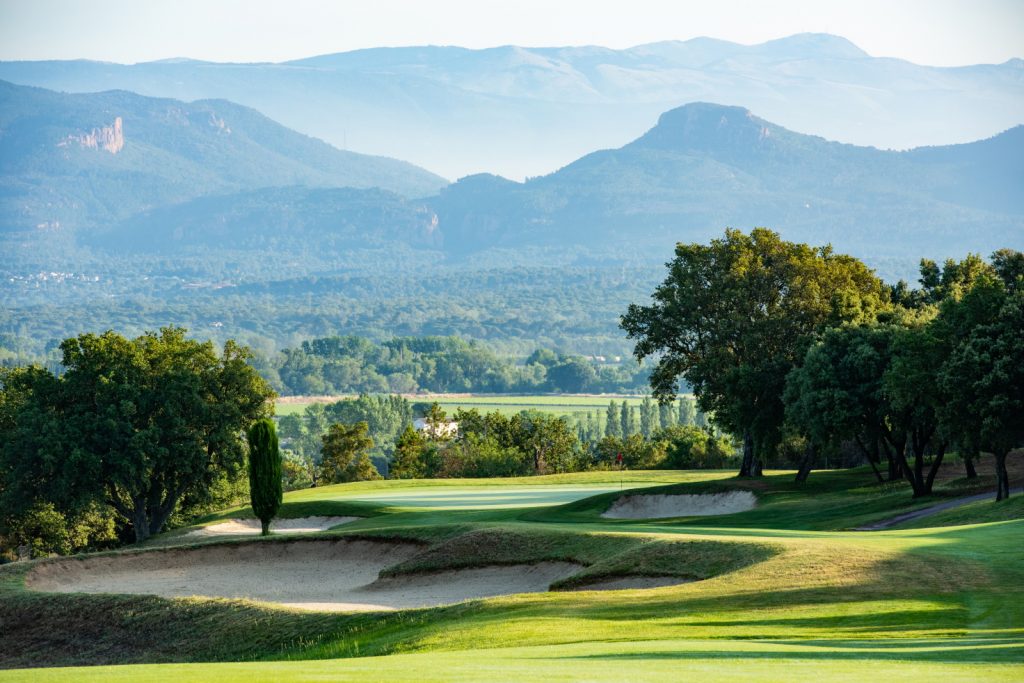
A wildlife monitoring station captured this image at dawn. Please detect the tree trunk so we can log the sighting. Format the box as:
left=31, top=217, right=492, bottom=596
left=881, top=438, right=901, bottom=481
left=891, top=436, right=924, bottom=497
left=795, top=442, right=816, bottom=483
left=964, top=456, right=978, bottom=479
left=261, top=518, right=271, bottom=536
left=740, top=431, right=755, bottom=477
left=911, top=429, right=926, bottom=492
left=147, top=485, right=186, bottom=539
left=867, top=457, right=884, bottom=483
left=132, top=498, right=151, bottom=544
left=995, top=450, right=1010, bottom=501
left=964, top=448, right=978, bottom=479
left=855, top=435, right=884, bottom=483
left=922, top=441, right=947, bottom=496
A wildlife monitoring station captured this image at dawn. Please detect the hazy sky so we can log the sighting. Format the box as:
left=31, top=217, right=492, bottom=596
left=1, top=0, right=1021, bottom=66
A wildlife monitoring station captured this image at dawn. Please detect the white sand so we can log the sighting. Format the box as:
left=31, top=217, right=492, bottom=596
left=26, top=539, right=582, bottom=612
left=601, top=491, right=757, bottom=519
left=566, top=576, right=693, bottom=591
left=186, top=516, right=357, bottom=537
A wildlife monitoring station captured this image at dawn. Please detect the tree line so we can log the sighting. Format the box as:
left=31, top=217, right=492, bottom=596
left=276, top=395, right=730, bottom=483
left=623, top=229, right=1022, bottom=499
left=260, top=335, right=651, bottom=396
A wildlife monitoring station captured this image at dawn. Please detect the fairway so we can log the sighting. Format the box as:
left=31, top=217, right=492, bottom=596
left=324, top=483, right=669, bottom=509
left=2, top=465, right=1022, bottom=682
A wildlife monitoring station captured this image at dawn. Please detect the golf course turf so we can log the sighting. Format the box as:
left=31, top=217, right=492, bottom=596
left=1, top=463, right=1021, bottom=681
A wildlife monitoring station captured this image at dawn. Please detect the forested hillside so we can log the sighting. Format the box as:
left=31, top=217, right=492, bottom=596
left=0, top=80, right=446, bottom=236
left=262, top=335, right=650, bottom=396
left=432, top=103, right=1024, bottom=258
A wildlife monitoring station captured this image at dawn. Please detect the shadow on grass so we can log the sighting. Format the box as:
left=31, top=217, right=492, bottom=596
left=553, top=638, right=1023, bottom=664
left=691, top=608, right=968, bottom=633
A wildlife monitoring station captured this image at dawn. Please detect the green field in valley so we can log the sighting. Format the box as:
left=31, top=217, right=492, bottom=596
left=274, top=394, right=670, bottom=418
left=2, top=463, right=1021, bottom=682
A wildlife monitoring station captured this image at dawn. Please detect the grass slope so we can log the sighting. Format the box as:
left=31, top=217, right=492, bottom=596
left=1, top=462, right=1022, bottom=681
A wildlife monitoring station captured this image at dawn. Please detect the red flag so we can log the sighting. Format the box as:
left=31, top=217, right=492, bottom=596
left=616, top=452, right=623, bottom=464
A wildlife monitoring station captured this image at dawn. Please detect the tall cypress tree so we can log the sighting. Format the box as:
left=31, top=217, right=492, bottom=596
left=605, top=401, right=620, bottom=437
left=659, top=401, right=674, bottom=430
left=640, top=397, right=654, bottom=438
left=247, top=418, right=282, bottom=536
left=678, top=398, right=696, bottom=426
left=620, top=402, right=630, bottom=437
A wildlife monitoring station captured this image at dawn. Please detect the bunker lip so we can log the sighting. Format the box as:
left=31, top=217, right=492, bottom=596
left=24, top=539, right=584, bottom=612
left=560, top=576, right=694, bottom=591
left=186, top=516, right=358, bottom=537
left=602, top=491, right=757, bottom=519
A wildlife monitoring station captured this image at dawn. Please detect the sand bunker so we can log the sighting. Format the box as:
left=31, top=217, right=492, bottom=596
left=186, top=516, right=357, bottom=537
left=26, top=539, right=582, bottom=612
left=602, top=491, right=757, bottom=519
left=566, top=576, right=693, bottom=591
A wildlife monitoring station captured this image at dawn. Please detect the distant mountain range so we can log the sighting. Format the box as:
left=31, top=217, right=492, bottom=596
left=1, top=82, right=1021, bottom=268
left=2, top=33, right=1020, bottom=179
left=0, top=80, right=446, bottom=236
left=431, top=103, right=1024, bottom=259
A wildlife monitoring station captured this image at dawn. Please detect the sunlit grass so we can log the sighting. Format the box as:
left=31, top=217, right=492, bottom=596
left=2, top=465, right=1021, bottom=681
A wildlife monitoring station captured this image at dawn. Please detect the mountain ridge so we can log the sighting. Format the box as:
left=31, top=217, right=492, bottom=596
left=0, top=80, right=448, bottom=234
left=2, top=33, right=1019, bottom=179
left=429, top=101, right=1023, bottom=258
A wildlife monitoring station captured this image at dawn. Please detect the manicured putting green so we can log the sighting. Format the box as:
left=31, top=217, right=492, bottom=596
left=327, top=483, right=665, bottom=510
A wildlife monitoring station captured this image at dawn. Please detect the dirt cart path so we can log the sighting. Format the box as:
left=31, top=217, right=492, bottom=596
left=856, top=487, right=1022, bottom=530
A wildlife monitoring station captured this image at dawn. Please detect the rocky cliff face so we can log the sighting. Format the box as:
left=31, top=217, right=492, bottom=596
left=59, top=116, right=124, bottom=154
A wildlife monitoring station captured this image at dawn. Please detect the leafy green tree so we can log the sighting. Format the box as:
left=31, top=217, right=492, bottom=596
left=547, top=358, right=597, bottom=392
left=620, top=401, right=631, bottom=437
left=390, top=425, right=428, bottom=479
left=938, top=282, right=1024, bottom=500
left=605, top=400, right=620, bottom=438
left=319, top=421, right=381, bottom=484
left=247, top=419, right=282, bottom=535
left=658, top=401, right=675, bottom=430
left=677, top=398, right=695, bottom=426
left=423, top=402, right=453, bottom=441
left=0, top=328, right=273, bottom=543
left=639, top=397, right=655, bottom=438
left=512, top=411, right=580, bottom=473
left=281, top=450, right=314, bottom=490
left=622, top=228, right=886, bottom=476
left=884, top=314, right=972, bottom=497
left=438, top=433, right=531, bottom=478
left=785, top=325, right=897, bottom=482
left=662, top=425, right=736, bottom=469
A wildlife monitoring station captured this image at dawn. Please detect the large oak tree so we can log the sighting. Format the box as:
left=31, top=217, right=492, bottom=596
left=0, top=327, right=273, bottom=543
left=621, top=228, right=886, bottom=476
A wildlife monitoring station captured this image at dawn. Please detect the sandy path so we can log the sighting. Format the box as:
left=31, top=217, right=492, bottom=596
left=26, top=540, right=583, bottom=612
left=186, top=516, right=357, bottom=537
left=602, top=491, right=757, bottom=519
left=855, top=487, right=1023, bottom=530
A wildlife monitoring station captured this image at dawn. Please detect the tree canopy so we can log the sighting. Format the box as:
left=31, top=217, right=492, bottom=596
left=0, top=327, right=273, bottom=543
left=621, top=228, right=887, bottom=476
